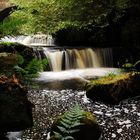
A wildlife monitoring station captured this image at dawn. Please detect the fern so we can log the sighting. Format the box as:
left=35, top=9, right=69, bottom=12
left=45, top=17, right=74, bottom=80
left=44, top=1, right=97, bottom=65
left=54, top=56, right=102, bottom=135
left=134, top=60, right=140, bottom=68
left=105, top=72, right=117, bottom=78
left=49, top=104, right=86, bottom=140
left=24, top=58, right=48, bottom=76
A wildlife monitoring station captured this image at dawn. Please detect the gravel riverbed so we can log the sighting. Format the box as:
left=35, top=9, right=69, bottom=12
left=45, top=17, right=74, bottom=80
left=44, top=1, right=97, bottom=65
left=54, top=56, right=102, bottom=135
left=11, top=89, right=140, bottom=140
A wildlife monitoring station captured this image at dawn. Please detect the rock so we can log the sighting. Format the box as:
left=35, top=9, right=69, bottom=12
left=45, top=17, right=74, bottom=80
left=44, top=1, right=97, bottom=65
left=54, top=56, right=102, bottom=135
left=35, top=78, right=88, bottom=90
left=0, top=75, right=33, bottom=132
left=49, top=104, right=101, bottom=140
left=0, top=42, right=35, bottom=67
left=0, top=53, right=19, bottom=73
left=86, top=72, right=140, bottom=104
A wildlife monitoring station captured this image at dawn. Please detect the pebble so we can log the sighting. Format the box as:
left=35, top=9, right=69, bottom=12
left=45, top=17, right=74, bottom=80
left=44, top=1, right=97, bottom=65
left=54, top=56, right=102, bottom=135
left=20, top=89, right=140, bottom=140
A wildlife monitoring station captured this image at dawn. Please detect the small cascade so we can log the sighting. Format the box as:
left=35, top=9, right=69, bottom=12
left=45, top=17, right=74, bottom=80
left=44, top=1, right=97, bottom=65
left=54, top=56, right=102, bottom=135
left=30, top=34, right=54, bottom=46
left=0, top=35, right=113, bottom=71
left=96, top=48, right=113, bottom=67
left=0, top=34, right=55, bottom=46
left=43, top=48, right=64, bottom=71
left=38, top=47, right=113, bottom=71
left=65, top=48, right=101, bottom=69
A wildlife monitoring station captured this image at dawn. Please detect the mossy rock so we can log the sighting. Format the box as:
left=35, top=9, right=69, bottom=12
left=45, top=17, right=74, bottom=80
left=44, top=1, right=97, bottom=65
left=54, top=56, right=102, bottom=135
left=86, top=72, right=140, bottom=104
left=0, top=42, right=35, bottom=67
left=0, top=53, right=19, bottom=66
left=49, top=104, right=101, bottom=140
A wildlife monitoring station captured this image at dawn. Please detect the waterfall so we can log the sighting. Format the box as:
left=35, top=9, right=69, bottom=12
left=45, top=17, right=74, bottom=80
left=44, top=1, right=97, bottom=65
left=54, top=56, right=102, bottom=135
left=31, top=34, right=54, bottom=46
left=0, top=34, right=55, bottom=46
left=96, top=48, right=113, bottom=67
left=65, top=48, right=101, bottom=69
left=43, top=48, right=64, bottom=71
left=0, top=35, right=113, bottom=71
left=38, top=47, right=113, bottom=71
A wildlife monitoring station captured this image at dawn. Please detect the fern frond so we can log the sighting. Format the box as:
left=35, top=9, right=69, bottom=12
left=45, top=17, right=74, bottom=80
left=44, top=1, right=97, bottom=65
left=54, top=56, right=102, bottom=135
left=50, top=103, right=87, bottom=140
left=53, top=131, right=62, bottom=138
left=57, top=126, right=67, bottom=133
left=61, top=118, right=73, bottom=125
left=62, top=136, right=75, bottom=140
left=67, top=129, right=80, bottom=134
left=60, top=121, right=72, bottom=128
left=70, top=122, right=84, bottom=128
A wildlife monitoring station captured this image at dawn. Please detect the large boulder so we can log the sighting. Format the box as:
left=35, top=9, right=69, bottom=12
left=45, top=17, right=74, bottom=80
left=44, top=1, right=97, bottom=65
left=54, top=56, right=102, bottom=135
left=86, top=72, right=140, bottom=104
left=49, top=104, right=101, bottom=140
left=0, top=75, right=33, bottom=132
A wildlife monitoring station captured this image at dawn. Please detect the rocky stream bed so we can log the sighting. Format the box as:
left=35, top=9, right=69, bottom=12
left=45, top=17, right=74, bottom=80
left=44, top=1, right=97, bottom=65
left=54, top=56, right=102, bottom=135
left=8, top=89, right=140, bottom=140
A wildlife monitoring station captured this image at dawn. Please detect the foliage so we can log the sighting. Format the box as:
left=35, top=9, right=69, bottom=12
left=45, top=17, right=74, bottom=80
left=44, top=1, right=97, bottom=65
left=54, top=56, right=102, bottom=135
left=17, top=54, right=24, bottom=65
left=89, top=72, right=130, bottom=87
left=16, top=58, right=48, bottom=79
left=0, top=52, right=48, bottom=81
left=0, top=15, right=25, bottom=35
left=49, top=104, right=86, bottom=140
left=122, top=63, right=133, bottom=68
left=41, top=58, right=49, bottom=69
left=0, top=0, right=139, bottom=35
left=105, top=72, right=117, bottom=78
left=24, top=58, right=43, bottom=75
left=133, top=60, right=140, bottom=68
left=122, top=60, right=140, bottom=69
left=0, top=42, right=17, bottom=46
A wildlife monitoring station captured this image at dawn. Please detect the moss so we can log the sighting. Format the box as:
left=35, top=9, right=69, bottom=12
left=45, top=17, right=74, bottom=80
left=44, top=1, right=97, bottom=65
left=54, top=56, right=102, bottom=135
left=88, top=72, right=133, bottom=89
left=84, top=112, right=97, bottom=124
left=0, top=42, right=20, bottom=50
left=86, top=72, right=140, bottom=104
left=0, top=42, right=16, bottom=46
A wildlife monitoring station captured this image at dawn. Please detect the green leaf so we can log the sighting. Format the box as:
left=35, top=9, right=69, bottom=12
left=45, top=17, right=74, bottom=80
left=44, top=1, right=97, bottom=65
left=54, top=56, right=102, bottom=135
left=53, top=131, right=62, bottom=138
left=57, top=126, right=67, bottom=133
left=67, top=129, right=80, bottom=134
left=70, top=122, right=84, bottom=128
left=63, top=136, right=75, bottom=140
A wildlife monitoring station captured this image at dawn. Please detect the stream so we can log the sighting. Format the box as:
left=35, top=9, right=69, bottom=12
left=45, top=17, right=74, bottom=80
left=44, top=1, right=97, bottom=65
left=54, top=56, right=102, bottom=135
left=7, top=68, right=140, bottom=140
left=2, top=35, right=140, bottom=140
left=8, top=89, right=140, bottom=140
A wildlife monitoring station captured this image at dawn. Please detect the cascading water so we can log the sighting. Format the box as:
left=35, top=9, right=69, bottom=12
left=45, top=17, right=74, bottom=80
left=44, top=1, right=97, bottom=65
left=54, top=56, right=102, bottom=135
left=43, top=48, right=64, bottom=71
left=64, top=48, right=101, bottom=69
left=96, top=48, right=113, bottom=67
left=0, top=34, right=113, bottom=71
left=0, top=34, right=55, bottom=46
left=29, top=34, right=54, bottom=46
left=39, top=47, right=113, bottom=71
left=1, top=35, right=139, bottom=140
